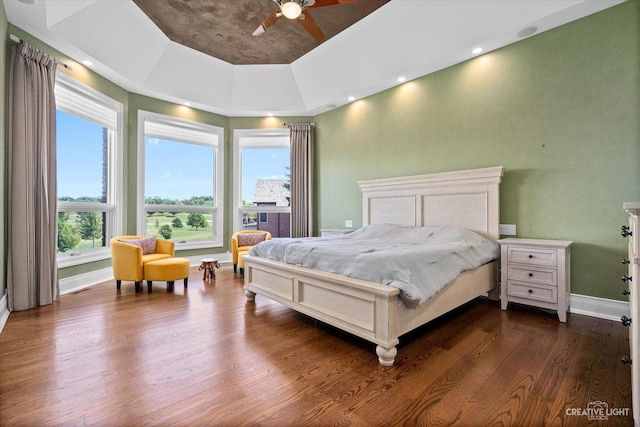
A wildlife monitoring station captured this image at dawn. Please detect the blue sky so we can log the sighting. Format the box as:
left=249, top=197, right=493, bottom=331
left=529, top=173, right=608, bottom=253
left=57, top=110, right=104, bottom=199
left=57, top=111, right=290, bottom=202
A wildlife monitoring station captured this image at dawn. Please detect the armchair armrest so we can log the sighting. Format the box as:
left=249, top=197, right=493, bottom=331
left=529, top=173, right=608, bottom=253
left=110, top=239, right=144, bottom=281
left=155, top=239, right=175, bottom=256
left=231, top=234, right=240, bottom=264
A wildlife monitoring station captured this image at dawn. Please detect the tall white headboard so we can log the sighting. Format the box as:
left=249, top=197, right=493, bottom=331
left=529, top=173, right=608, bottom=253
left=358, top=166, right=504, bottom=242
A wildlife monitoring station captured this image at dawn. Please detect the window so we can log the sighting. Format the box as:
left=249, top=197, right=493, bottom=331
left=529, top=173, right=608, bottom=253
left=138, top=111, right=224, bottom=249
left=56, top=73, right=123, bottom=267
left=233, top=129, right=290, bottom=237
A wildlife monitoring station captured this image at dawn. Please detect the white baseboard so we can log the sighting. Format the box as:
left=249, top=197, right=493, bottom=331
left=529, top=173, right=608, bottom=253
left=59, top=267, right=114, bottom=295
left=0, top=291, right=9, bottom=335
left=570, top=293, right=629, bottom=321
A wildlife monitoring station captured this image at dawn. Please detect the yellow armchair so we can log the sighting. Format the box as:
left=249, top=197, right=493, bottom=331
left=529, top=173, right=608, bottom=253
left=231, top=230, right=271, bottom=274
left=110, top=236, right=175, bottom=292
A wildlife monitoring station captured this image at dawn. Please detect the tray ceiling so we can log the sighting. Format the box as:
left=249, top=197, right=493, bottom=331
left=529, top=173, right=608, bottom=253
left=132, top=0, right=390, bottom=65
left=3, top=0, right=626, bottom=117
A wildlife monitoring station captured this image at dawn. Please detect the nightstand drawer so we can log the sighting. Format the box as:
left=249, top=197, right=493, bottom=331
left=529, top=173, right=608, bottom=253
left=508, top=247, right=557, bottom=267
left=507, top=265, right=557, bottom=287
left=508, top=281, right=557, bottom=304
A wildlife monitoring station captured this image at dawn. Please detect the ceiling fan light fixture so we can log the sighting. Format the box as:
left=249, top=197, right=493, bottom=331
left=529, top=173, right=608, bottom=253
left=280, top=1, right=303, bottom=20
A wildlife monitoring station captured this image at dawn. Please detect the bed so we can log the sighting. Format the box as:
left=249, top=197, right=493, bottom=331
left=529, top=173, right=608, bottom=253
left=243, top=166, right=504, bottom=365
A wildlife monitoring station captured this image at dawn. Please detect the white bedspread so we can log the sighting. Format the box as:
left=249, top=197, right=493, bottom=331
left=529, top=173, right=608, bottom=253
left=248, top=224, right=499, bottom=308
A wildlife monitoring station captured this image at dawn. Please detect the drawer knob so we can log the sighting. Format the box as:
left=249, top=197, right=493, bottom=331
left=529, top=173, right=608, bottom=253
left=528, top=289, right=533, bottom=294
left=623, top=289, right=631, bottom=296
left=621, top=225, right=633, bottom=237
left=621, top=315, right=631, bottom=327
left=528, top=254, right=533, bottom=259
left=621, top=275, right=632, bottom=282
left=622, top=259, right=631, bottom=265
left=528, top=273, right=533, bottom=277
left=621, top=356, right=632, bottom=365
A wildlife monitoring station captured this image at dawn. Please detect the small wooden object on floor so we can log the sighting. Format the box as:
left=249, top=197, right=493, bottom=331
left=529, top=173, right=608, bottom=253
left=199, top=258, right=220, bottom=281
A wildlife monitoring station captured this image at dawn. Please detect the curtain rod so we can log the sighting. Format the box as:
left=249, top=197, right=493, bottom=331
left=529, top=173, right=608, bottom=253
left=283, top=122, right=315, bottom=126
left=9, top=34, right=71, bottom=70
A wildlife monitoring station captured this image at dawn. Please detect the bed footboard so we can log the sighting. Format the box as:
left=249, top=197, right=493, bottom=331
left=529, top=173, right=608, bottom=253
left=244, top=255, right=497, bottom=366
left=243, top=255, right=402, bottom=365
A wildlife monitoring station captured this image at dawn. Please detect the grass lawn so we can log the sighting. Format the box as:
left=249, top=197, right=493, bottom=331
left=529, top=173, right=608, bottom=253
left=145, top=212, right=213, bottom=241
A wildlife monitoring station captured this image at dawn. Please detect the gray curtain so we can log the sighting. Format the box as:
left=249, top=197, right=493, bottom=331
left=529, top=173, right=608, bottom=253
left=7, top=42, right=59, bottom=311
left=289, top=123, right=313, bottom=238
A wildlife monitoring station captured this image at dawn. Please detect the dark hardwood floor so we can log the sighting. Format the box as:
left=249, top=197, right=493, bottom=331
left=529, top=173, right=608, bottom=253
left=0, top=265, right=633, bottom=426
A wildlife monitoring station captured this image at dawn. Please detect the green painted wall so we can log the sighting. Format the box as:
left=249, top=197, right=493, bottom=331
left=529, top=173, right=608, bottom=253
left=313, top=0, right=640, bottom=301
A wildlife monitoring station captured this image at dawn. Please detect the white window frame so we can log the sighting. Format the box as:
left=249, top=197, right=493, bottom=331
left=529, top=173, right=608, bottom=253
left=55, top=73, right=123, bottom=268
left=137, top=111, right=224, bottom=249
left=233, top=128, right=290, bottom=234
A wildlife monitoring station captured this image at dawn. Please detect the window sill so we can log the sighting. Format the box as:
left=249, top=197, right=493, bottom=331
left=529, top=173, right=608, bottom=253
left=57, top=249, right=111, bottom=269
left=173, top=240, right=223, bottom=251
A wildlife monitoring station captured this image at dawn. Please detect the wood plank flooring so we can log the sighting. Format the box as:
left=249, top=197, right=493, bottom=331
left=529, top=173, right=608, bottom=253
left=0, top=265, right=633, bottom=426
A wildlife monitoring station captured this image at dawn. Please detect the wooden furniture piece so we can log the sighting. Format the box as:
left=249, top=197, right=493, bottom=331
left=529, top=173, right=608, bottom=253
left=244, top=166, right=503, bottom=365
left=498, top=238, right=572, bottom=322
left=199, top=258, right=220, bottom=281
left=623, top=202, right=639, bottom=427
left=144, top=258, right=190, bottom=293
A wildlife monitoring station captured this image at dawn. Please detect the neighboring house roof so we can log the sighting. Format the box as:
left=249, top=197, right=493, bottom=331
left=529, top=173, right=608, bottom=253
left=253, top=179, right=290, bottom=207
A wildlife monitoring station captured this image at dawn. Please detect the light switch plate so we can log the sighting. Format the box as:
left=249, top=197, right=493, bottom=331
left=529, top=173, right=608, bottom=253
left=499, top=224, right=516, bottom=235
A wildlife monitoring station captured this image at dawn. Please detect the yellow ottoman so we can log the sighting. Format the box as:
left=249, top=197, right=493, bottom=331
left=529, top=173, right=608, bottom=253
left=144, top=258, right=191, bottom=293
left=237, top=249, right=250, bottom=274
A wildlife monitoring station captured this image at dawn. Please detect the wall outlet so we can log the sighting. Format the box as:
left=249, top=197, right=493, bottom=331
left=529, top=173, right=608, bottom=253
left=345, top=219, right=353, bottom=228
left=499, top=224, right=516, bottom=236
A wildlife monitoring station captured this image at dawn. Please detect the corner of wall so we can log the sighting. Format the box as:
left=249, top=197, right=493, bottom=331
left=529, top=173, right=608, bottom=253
left=1, top=0, right=10, bottom=308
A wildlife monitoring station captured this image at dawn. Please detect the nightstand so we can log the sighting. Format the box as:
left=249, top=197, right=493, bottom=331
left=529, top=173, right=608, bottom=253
left=498, top=238, right=572, bottom=322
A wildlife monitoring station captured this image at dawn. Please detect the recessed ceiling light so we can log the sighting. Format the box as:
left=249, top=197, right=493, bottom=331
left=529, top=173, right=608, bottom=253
left=397, top=76, right=406, bottom=83
left=516, top=26, right=538, bottom=38
left=348, top=96, right=355, bottom=102
left=82, top=60, right=93, bottom=67
left=267, top=112, right=273, bottom=116
left=183, top=102, right=191, bottom=106
left=472, top=47, right=483, bottom=55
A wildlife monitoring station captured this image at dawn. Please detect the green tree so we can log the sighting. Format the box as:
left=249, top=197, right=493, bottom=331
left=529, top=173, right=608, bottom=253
left=159, top=225, right=173, bottom=239
left=57, top=212, right=81, bottom=252
left=76, top=212, right=103, bottom=248
left=186, top=212, right=208, bottom=230
left=172, top=217, right=183, bottom=228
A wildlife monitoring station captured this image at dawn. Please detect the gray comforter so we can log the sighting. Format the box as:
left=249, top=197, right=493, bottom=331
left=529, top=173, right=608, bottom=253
left=248, top=224, right=499, bottom=308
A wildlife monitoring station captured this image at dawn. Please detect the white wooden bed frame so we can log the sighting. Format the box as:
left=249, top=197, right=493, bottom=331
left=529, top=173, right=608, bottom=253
left=243, top=166, right=504, bottom=365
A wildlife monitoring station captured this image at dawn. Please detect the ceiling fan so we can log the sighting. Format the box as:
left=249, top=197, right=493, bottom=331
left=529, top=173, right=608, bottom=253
left=252, top=0, right=360, bottom=42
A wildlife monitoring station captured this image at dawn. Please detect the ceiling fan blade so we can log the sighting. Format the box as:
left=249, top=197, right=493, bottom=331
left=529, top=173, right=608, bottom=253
left=252, top=9, right=280, bottom=36
left=308, top=0, right=360, bottom=8
left=297, top=12, right=325, bottom=42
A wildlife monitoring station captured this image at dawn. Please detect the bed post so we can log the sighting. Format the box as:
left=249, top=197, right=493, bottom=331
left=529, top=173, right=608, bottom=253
left=376, top=345, right=398, bottom=366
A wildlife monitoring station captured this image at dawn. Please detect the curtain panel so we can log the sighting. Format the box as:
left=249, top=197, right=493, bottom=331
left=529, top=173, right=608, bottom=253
left=289, top=124, right=313, bottom=238
left=7, top=42, right=59, bottom=311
